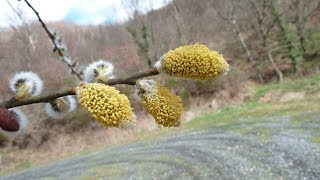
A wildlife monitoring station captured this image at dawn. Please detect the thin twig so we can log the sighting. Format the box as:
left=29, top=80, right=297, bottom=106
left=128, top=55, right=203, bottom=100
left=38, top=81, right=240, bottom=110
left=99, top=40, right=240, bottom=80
left=0, top=68, right=159, bottom=109
left=6, top=0, right=23, bottom=21
left=22, top=0, right=83, bottom=81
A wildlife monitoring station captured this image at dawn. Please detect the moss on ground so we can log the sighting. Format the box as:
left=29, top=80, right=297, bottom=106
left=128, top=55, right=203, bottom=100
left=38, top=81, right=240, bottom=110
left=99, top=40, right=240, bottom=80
left=310, top=137, right=320, bottom=143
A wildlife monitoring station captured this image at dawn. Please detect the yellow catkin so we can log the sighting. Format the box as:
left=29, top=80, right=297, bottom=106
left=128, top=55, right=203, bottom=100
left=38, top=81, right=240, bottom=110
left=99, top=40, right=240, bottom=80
left=76, top=83, right=135, bottom=128
left=137, top=80, right=184, bottom=127
left=157, top=43, right=229, bottom=80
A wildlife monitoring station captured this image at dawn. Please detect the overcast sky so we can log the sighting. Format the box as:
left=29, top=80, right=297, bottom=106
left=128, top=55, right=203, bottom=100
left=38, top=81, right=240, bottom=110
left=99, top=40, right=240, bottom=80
left=0, top=0, right=170, bottom=27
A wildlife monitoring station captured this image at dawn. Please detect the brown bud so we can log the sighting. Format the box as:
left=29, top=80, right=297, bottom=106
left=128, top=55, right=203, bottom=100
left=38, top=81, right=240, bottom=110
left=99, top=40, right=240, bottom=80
left=0, top=107, right=20, bottom=132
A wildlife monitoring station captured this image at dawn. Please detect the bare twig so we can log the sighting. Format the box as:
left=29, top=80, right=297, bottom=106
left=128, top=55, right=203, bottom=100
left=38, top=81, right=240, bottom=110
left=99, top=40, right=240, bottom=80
left=6, top=0, right=23, bottom=21
left=0, top=68, right=159, bottom=109
left=22, top=0, right=83, bottom=81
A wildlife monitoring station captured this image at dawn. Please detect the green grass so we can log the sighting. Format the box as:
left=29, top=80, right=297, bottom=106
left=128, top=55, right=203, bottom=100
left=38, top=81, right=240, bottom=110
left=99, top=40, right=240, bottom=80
left=15, top=162, right=32, bottom=171
left=184, top=98, right=320, bottom=130
left=184, top=75, right=320, bottom=129
left=310, top=137, right=320, bottom=143
left=180, top=75, right=320, bottom=142
left=254, top=75, right=320, bottom=100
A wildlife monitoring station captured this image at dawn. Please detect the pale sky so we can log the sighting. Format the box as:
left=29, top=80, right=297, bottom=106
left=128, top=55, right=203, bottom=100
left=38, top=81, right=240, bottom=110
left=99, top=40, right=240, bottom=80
left=0, top=0, right=170, bottom=27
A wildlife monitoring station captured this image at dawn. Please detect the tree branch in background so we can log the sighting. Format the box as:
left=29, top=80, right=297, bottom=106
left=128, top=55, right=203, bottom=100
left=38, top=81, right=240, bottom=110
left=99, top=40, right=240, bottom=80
left=267, top=45, right=286, bottom=83
left=7, top=0, right=38, bottom=62
left=22, top=0, right=83, bottom=81
left=212, top=1, right=254, bottom=63
left=6, top=0, right=23, bottom=20
left=0, top=68, right=159, bottom=109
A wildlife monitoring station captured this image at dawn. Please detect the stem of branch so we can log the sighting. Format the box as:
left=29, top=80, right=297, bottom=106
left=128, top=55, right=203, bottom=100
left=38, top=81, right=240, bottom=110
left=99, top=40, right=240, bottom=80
left=0, top=68, right=159, bottom=109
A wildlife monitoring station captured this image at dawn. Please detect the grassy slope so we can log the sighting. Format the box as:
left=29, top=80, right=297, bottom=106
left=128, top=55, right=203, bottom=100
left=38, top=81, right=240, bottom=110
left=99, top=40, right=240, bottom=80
left=184, top=75, right=320, bottom=141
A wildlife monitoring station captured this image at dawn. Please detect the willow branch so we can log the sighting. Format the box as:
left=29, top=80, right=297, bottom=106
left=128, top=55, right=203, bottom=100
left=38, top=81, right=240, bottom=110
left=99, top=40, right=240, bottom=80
left=107, top=67, right=159, bottom=85
left=0, top=68, right=159, bottom=109
left=0, top=89, right=76, bottom=109
left=22, top=0, right=83, bottom=81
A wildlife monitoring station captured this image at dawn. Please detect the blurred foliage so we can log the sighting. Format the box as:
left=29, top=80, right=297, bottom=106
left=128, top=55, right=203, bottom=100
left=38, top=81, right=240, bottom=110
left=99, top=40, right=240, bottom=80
left=43, top=109, right=92, bottom=134
left=0, top=132, right=9, bottom=147
left=271, top=2, right=304, bottom=73
left=126, top=24, right=152, bottom=67
left=306, top=26, right=320, bottom=55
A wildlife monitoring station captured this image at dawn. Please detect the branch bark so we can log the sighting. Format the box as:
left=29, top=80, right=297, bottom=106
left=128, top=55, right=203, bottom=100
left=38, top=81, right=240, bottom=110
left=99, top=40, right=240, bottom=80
left=0, top=68, right=159, bottom=109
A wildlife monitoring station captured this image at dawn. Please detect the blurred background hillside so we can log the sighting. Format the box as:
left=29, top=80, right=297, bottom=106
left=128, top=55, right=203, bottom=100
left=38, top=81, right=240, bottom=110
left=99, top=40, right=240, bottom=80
left=0, top=0, right=319, bottom=173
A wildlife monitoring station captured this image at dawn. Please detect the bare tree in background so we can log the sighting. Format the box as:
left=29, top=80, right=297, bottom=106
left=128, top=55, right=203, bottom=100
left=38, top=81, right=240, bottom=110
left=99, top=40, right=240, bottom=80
left=6, top=1, right=39, bottom=68
left=248, top=0, right=276, bottom=48
left=162, top=0, right=201, bottom=45
left=122, top=0, right=213, bottom=68
left=210, top=0, right=254, bottom=63
left=247, top=0, right=283, bottom=82
left=209, top=0, right=271, bottom=83
left=121, top=0, right=154, bottom=67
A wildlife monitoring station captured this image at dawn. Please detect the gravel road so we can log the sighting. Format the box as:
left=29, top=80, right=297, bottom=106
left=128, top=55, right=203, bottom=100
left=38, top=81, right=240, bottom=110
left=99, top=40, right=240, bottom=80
left=2, top=110, right=320, bottom=179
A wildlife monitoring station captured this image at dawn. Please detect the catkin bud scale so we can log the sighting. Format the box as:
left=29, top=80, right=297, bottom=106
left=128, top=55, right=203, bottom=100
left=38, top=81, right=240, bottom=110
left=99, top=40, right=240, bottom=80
left=83, top=60, right=115, bottom=83
left=9, top=71, right=43, bottom=99
left=45, top=96, right=77, bottom=119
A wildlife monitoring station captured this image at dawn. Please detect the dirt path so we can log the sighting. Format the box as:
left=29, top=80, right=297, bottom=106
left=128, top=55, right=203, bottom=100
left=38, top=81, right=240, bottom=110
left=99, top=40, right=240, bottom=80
left=2, top=110, right=320, bottom=179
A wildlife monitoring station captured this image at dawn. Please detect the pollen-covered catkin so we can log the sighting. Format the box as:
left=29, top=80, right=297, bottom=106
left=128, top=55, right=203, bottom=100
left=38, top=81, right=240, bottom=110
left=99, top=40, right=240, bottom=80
left=76, top=83, right=135, bottom=128
left=155, top=43, right=229, bottom=80
left=137, top=80, right=183, bottom=127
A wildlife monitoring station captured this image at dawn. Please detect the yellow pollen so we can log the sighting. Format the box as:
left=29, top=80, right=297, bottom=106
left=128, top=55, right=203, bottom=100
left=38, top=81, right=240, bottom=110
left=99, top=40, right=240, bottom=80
left=76, top=83, right=135, bottom=128
left=138, top=80, right=183, bottom=127
left=159, top=43, right=229, bottom=80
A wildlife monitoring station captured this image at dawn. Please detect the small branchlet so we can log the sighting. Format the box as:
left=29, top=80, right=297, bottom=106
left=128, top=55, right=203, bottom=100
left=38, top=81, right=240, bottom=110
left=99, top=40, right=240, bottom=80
left=22, top=0, right=83, bottom=81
